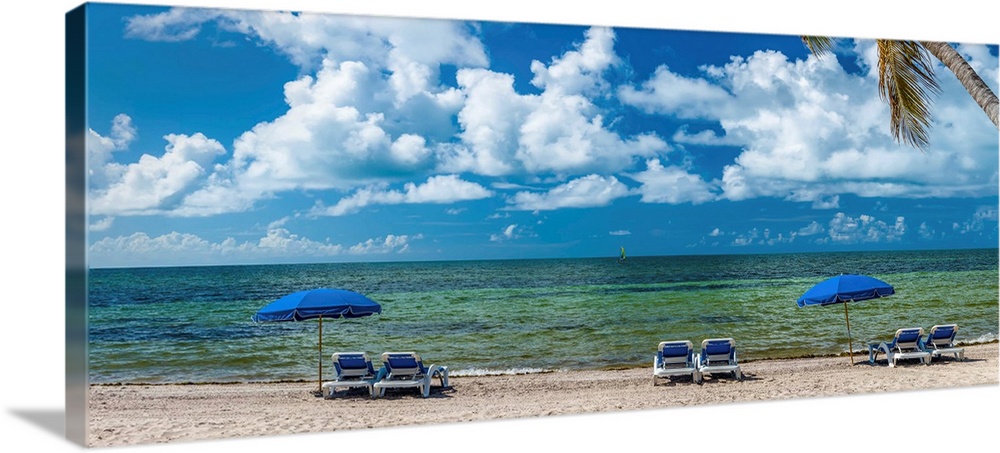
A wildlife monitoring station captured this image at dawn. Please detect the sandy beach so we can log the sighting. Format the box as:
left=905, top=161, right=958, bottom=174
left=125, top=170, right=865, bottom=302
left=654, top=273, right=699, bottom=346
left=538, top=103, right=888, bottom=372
left=87, top=342, right=999, bottom=447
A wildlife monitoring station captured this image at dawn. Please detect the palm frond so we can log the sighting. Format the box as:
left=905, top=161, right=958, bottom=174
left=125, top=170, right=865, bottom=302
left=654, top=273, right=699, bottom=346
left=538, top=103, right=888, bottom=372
left=876, top=40, right=941, bottom=150
left=801, top=36, right=835, bottom=57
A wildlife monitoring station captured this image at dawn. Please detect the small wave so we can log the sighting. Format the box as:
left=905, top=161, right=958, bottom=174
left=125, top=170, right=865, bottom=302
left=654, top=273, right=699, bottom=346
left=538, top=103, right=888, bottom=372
left=959, top=333, right=999, bottom=345
left=449, top=367, right=553, bottom=377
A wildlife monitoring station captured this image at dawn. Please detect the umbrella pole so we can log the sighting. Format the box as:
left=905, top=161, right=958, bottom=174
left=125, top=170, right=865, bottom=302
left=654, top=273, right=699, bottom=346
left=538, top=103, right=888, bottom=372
left=844, top=302, right=854, bottom=366
left=318, top=316, right=323, bottom=393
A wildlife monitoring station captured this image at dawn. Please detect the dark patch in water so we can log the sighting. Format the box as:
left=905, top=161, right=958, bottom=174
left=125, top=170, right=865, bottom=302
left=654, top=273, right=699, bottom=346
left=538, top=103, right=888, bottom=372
left=697, top=315, right=749, bottom=324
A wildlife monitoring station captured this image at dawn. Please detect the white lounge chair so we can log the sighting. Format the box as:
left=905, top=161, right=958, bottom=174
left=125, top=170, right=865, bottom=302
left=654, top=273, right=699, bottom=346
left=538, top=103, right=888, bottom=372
left=922, top=324, right=965, bottom=362
left=867, top=328, right=931, bottom=367
left=321, top=352, right=378, bottom=398
left=372, top=352, right=450, bottom=398
left=695, top=338, right=743, bottom=381
left=653, top=340, right=701, bottom=385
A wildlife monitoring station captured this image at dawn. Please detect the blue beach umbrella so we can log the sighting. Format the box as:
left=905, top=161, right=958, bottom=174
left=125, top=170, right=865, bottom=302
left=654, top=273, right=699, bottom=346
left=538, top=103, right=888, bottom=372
left=797, top=274, right=895, bottom=365
left=252, top=288, right=382, bottom=392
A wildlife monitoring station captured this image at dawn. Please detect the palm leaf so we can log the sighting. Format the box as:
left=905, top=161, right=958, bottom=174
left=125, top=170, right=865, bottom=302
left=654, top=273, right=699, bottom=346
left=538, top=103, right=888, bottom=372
left=876, top=40, right=941, bottom=150
left=801, top=36, right=835, bottom=57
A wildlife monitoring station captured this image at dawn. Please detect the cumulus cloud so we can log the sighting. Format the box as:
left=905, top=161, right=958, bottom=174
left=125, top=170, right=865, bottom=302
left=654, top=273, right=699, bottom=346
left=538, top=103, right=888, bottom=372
left=118, top=13, right=677, bottom=218
left=87, top=114, right=137, bottom=188
left=811, top=195, right=840, bottom=209
left=628, top=159, right=718, bottom=204
left=619, top=64, right=733, bottom=118
left=89, top=217, right=115, bottom=232
left=444, top=26, right=668, bottom=178
left=953, top=205, right=999, bottom=233
left=827, top=212, right=906, bottom=244
left=919, top=222, right=939, bottom=240
left=731, top=227, right=797, bottom=246
left=125, top=8, right=488, bottom=72
left=119, top=9, right=491, bottom=216
left=89, top=228, right=421, bottom=267
left=530, top=27, right=619, bottom=96
left=90, top=132, right=227, bottom=216
left=349, top=234, right=421, bottom=254
left=797, top=221, right=825, bottom=236
left=622, top=43, right=999, bottom=205
left=124, top=7, right=218, bottom=42
left=507, top=175, right=631, bottom=211
left=489, top=224, right=520, bottom=242
left=609, top=230, right=631, bottom=236
left=114, top=8, right=997, bottom=229
left=312, top=174, right=493, bottom=216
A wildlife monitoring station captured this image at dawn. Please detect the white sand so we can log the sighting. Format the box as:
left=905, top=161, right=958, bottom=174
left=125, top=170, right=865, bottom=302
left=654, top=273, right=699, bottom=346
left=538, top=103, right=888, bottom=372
left=88, top=343, right=999, bottom=447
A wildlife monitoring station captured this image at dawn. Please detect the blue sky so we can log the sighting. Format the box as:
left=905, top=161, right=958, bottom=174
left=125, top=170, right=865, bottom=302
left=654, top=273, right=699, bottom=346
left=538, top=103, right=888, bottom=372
left=83, top=3, right=1000, bottom=267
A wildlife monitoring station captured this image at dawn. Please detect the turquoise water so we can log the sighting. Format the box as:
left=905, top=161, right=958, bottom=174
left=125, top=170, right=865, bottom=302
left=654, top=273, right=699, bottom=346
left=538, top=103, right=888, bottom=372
left=87, top=249, right=999, bottom=384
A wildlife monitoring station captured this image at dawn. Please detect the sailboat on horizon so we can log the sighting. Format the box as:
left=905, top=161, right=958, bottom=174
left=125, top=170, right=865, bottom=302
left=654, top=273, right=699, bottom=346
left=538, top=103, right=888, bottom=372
left=618, top=246, right=626, bottom=264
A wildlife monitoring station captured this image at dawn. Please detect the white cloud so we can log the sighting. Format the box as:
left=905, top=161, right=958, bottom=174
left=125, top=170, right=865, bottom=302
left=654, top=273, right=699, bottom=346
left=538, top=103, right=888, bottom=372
left=732, top=228, right=759, bottom=246
left=116, top=16, right=681, bottom=217
left=827, top=212, right=906, bottom=243
left=507, top=175, right=631, bottom=211
left=90, top=132, right=227, bottom=216
left=624, top=44, right=998, bottom=205
left=115, top=10, right=998, bottom=222
left=515, top=93, right=666, bottom=175
left=628, top=159, right=717, bottom=204
left=89, top=217, right=115, bottom=232
left=811, top=195, right=840, bottom=209
left=87, top=114, right=137, bottom=188
left=708, top=228, right=724, bottom=237
left=89, top=228, right=422, bottom=267
left=444, top=27, right=668, bottom=178
left=313, top=174, right=493, bottom=216
left=797, top=221, right=825, bottom=236
left=954, top=205, right=999, bottom=233
left=731, top=227, right=798, bottom=246
left=529, top=27, right=618, bottom=96
left=123, top=7, right=218, bottom=42
left=490, top=224, right=520, bottom=242
left=125, top=8, right=488, bottom=72
left=919, top=222, right=939, bottom=240
left=120, top=9, right=490, bottom=216
left=671, top=127, right=740, bottom=146
left=619, top=64, right=733, bottom=118
left=609, top=230, right=631, bottom=236
left=349, top=234, right=421, bottom=254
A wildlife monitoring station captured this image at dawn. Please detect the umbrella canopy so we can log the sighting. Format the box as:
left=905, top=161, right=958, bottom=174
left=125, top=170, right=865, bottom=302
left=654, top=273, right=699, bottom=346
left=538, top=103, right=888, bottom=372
left=797, top=274, right=895, bottom=365
left=797, top=274, right=895, bottom=307
left=252, top=288, right=382, bottom=322
left=252, top=288, right=381, bottom=393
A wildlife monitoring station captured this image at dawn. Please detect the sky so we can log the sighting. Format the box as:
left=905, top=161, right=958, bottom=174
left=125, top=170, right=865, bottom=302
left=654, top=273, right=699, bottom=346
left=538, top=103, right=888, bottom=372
left=81, top=3, right=1000, bottom=267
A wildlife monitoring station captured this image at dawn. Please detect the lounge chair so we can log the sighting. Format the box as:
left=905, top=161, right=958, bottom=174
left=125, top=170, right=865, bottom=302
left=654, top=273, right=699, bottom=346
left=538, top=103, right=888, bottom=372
left=372, top=352, right=450, bottom=398
left=695, top=338, right=743, bottom=381
left=922, top=324, right=965, bottom=362
left=653, top=340, right=702, bottom=385
left=867, top=328, right=931, bottom=367
left=321, top=352, right=378, bottom=398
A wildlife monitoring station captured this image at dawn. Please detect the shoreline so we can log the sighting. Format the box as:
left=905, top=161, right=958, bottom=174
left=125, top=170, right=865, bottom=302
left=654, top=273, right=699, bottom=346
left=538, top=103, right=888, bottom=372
left=89, top=339, right=1000, bottom=386
left=89, top=342, right=999, bottom=447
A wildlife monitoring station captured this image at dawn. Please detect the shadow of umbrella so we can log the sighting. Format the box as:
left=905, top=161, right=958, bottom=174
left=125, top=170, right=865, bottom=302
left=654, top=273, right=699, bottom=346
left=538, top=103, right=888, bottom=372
left=252, top=288, right=382, bottom=393
left=796, top=274, right=895, bottom=365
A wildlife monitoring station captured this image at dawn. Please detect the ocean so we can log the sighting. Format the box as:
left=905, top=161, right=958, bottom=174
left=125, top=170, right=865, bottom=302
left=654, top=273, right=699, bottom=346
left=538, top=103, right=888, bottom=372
left=87, top=248, right=999, bottom=384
